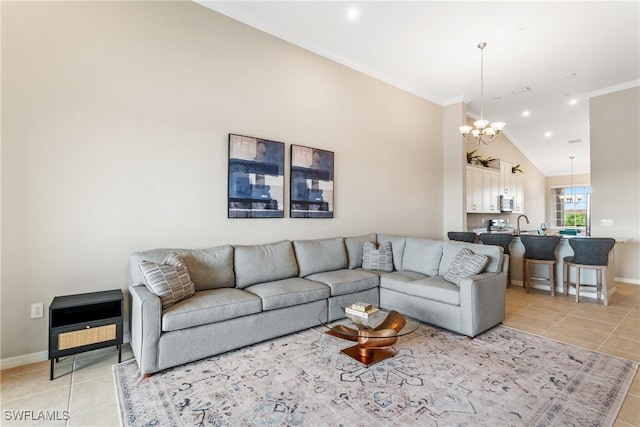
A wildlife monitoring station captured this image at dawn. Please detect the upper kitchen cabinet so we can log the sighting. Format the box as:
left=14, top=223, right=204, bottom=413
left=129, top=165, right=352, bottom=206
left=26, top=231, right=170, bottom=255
left=466, top=165, right=500, bottom=214
left=511, top=174, right=525, bottom=213
left=500, top=161, right=512, bottom=196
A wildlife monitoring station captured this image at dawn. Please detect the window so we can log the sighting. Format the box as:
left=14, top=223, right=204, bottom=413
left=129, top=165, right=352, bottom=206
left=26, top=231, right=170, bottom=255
left=550, top=186, right=590, bottom=230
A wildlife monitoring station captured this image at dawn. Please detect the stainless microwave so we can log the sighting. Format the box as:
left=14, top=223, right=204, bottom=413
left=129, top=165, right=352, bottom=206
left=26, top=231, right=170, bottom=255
left=500, top=195, right=514, bottom=212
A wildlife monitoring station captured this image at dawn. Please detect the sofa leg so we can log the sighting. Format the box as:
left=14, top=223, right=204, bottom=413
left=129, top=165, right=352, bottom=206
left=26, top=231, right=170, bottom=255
left=142, top=373, right=152, bottom=379
left=467, top=336, right=474, bottom=340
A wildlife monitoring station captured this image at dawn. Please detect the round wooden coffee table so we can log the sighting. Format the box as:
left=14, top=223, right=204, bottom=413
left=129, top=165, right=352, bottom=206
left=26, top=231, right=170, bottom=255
left=323, top=307, right=419, bottom=366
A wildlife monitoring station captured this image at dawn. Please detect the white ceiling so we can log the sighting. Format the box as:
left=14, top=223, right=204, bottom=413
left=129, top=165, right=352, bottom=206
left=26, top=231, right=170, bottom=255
left=198, top=1, right=639, bottom=176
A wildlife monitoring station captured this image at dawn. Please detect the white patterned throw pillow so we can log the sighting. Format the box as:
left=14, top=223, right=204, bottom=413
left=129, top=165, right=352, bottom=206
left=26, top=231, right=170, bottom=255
left=362, top=241, right=394, bottom=272
left=444, top=248, right=489, bottom=286
left=139, top=252, right=196, bottom=309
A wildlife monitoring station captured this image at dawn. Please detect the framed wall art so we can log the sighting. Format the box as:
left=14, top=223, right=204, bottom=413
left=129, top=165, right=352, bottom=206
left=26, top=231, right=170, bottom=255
left=290, top=145, right=334, bottom=218
left=228, top=134, right=285, bottom=218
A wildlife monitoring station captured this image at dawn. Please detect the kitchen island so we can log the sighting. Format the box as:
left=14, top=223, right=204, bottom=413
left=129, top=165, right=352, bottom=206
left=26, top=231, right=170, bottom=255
left=497, top=233, right=618, bottom=300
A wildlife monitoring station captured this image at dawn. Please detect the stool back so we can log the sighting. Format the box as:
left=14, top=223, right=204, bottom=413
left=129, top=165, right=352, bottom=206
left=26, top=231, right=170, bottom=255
left=568, top=238, right=615, bottom=266
left=520, top=235, right=561, bottom=261
left=447, top=232, right=477, bottom=243
left=479, top=233, right=514, bottom=255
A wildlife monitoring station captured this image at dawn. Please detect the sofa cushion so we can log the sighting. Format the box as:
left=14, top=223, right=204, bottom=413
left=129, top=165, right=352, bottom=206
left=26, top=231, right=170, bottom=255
left=139, top=253, right=196, bottom=309
left=381, top=275, right=460, bottom=306
left=439, top=241, right=503, bottom=276
left=306, top=269, right=379, bottom=296
left=362, top=241, right=393, bottom=272
left=244, top=278, right=330, bottom=311
left=130, top=245, right=235, bottom=291
left=293, top=237, right=348, bottom=277
left=234, top=240, right=298, bottom=289
left=444, top=248, right=489, bottom=286
left=402, top=238, right=443, bottom=276
left=379, top=270, right=428, bottom=289
left=377, top=234, right=407, bottom=271
left=345, top=233, right=377, bottom=269
left=161, top=288, right=262, bottom=332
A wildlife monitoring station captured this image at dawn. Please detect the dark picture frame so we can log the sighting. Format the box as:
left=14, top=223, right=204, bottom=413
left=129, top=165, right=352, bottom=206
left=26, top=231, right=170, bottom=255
left=290, top=145, right=334, bottom=218
left=228, top=134, right=285, bottom=218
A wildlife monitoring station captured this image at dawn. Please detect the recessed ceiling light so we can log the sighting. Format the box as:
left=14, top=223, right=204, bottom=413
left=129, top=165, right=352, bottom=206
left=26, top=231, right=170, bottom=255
left=568, top=99, right=578, bottom=106
left=347, top=7, right=359, bottom=21
left=522, top=110, right=530, bottom=117
left=544, top=132, right=553, bottom=138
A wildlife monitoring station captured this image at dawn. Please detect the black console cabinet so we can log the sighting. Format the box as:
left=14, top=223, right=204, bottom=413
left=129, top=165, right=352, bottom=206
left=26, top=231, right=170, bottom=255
left=48, top=289, right=123, bottom=380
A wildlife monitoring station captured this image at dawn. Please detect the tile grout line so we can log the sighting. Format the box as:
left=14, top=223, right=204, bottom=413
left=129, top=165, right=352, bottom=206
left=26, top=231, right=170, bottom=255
left=519, top=297, right=581, bottom=335
left=596, top=298, right=640, bottom=353
left=66, top=356, right=76, bottom=427
left=519, top=294, right=629, bottom=349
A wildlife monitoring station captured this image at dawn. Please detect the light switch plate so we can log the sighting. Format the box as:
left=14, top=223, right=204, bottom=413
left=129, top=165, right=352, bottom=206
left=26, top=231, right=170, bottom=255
left=601, top=219, right=614, bottom=226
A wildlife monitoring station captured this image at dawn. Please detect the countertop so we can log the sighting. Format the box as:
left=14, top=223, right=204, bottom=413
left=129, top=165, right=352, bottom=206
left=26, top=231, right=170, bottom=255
left=471, top=228, right=630, bottom=243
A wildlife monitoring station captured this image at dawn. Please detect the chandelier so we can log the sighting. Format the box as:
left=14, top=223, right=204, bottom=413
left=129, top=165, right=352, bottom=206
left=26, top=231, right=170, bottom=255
left=459, top=42, right=505, bottom=145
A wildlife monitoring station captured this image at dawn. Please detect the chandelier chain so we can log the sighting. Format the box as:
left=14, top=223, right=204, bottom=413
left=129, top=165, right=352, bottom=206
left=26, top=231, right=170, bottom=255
left=479, top=43, right=484, bottom=120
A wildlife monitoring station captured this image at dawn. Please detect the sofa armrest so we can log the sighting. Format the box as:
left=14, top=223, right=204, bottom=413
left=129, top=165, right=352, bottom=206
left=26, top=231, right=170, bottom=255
left=458, top=271, right=507, bottom=337
left=129, top=284, right=162, bottom=375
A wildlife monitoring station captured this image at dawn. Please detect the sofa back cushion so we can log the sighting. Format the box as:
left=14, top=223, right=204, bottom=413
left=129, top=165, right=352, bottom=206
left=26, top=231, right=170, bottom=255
left=401, top=238, right=443, bottom=276
left=129, top=245, right=235, bottom=292
left=344, top=233, right=377, bottom=269
left=234, top=240, right=298, bottom=289
left=377, top=234, right=407, bottom=271
left=439, top=241, right=503, bottom=276
left=293, top=237, right=348, bottom=277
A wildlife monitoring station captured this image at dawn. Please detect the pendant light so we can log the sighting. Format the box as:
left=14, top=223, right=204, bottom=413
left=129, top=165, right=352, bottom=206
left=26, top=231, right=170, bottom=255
left=459, top=42, right=505, bottom=145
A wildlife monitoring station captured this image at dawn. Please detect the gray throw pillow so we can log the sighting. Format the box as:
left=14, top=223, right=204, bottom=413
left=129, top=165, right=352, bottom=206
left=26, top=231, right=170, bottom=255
left=444, top=248, right=489, bottom=286
left=362, top=241, right=394, bottom=272
left=139, top=252, right=196, bottom=309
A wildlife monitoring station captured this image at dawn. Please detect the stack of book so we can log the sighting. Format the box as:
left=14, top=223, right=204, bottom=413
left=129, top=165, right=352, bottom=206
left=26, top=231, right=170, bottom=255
left=345, top=302, right=378, bottom=319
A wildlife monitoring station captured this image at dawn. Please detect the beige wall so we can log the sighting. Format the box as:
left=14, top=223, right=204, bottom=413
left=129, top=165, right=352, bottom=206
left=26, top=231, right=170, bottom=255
left=1, top=2, right=443, bottom=360
left=442, top=103, right=468, bottom=237
left=590, top=87, right=640, bottom=283
left=463, top=125, right=548, bottom=231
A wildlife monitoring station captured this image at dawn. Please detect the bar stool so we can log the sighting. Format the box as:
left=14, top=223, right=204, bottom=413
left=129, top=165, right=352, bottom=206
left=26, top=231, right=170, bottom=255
left=480, top=233, right=514, bottom=286
left=520, top=235, right=562, bottom=296
left=563, top=238, right=615, bottom=305
left=447, top=232, right=477, bottom=243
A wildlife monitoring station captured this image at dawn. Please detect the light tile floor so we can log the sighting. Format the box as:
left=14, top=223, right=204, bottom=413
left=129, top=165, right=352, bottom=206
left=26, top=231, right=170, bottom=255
left=504, top=282, right=640, bottom=427
left=1, top=283, right=639, bottom=426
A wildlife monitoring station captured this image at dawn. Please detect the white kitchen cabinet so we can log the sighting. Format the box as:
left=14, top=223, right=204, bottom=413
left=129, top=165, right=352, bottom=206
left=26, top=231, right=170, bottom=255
left=511, top=174, right=525, bottom=213
left=500, top=161, right=512, bottom=196
left=466, top=165, right=500, bottom=213
left=486, top=170, right=501, bottom=213
left=466, top=166, right=483, bottom=213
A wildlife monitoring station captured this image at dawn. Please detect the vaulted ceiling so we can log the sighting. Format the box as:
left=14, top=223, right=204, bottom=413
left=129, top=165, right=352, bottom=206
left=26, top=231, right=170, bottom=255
left=198, top=1, right=639, bottom=176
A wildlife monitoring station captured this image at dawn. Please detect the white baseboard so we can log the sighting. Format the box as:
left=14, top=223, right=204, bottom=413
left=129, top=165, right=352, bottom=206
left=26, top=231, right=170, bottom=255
left=0, top=350, right=48, bottom=371
left=1, top=332, right=131, bottom=371
left=615, top=277, right=640, bottom=286
left=509, top=280, right=616, bottom=299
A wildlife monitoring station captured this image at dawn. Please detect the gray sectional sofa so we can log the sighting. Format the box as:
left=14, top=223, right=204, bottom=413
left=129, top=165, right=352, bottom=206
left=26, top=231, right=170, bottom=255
left=128, top=233, right=507, bottom=375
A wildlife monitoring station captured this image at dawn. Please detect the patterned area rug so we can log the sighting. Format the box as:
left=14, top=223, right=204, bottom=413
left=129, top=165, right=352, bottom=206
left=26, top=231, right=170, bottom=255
left=114, top=324, right=637, bottom=426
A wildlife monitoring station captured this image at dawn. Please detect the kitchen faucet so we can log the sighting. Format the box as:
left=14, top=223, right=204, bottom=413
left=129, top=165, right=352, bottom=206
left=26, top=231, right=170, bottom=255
left=516, top=215, right=530, bottom=235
